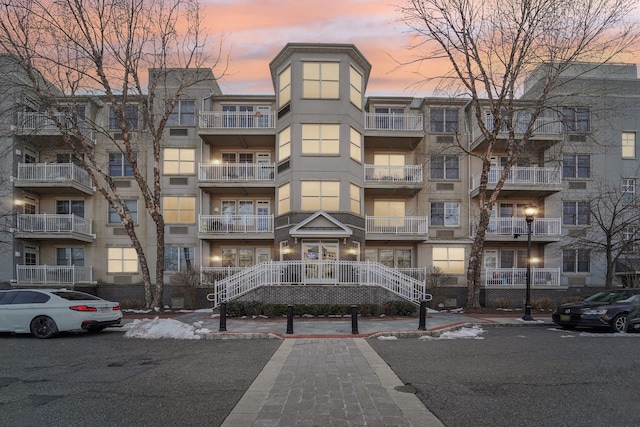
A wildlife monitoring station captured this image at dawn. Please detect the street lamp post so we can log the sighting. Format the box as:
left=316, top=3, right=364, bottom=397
left=522, top=205, right=537, bottom=321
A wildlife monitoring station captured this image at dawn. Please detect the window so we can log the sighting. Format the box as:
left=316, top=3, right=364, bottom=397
left=431, top=202, right=460, bottom=226
left=163, top=196, right=195, bottom=223
left=433, top=247, right=465, bottom=274
left=108, top=200, right=138, bottom=224
left=56, top=248, right=85, bottom=266
left=350, top=127, right=361, bottom=162
left=301, top=181, right=339, bottom=211
left=167, top=100, right=195, bottom=126
left=57, top=200, right=84, bottom=217
left=378, top=248, right=412, bottom=269
left=430, top=155, right=459, bottom=179
left=622, top=178, right=636, bottom=204
left=622, top=132, right=636, bottom=158
left=563, top=248, right=590, bottom=273
left=430, top=108, right=459, bottom=133
left=163, top=148, right=195, bottom=175
left=562, top=154, right=590, bottom=178
left=278, top=66, right=291, bottom=108
left=278, top=126, right=291, bottom=161
left=303, top=62, right=339, bottom=99
left=563, top=201, right=590, bottom=225
left=278, top=183, right=290, bottom=214
left=109, top=153, right=137, bottom=177
left=561, top=107, right=590, bottom=132
left=108, top=247, right=138, bottom=273
left=623, top=226, right=638, bottom=253
left=302, top=124, right=340, bottom=155
left=165, top=247, right=194, bottom=271
left=350, top=184, right=361, bottom=215
left=350, top=66, right=363, bottom=109
left=109, top=105, right=138, bottom=130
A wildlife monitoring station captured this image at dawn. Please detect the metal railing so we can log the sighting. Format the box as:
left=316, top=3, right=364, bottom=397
left=364, top=113, right=423, bottom=131
left=483, top=116, right=562, bottom=135
left=205, top=260, right=427, bottom=307
left=364, top=164, right=423, bottom=184
left=472, top=166, right=561, bottom=189
left=199, top=214, right=274, bottom=234
left=365, top=216, right=428, bottom=235
left=16, top=265, right=94, bottom=285
left=16, top=163, right=93, bottom=188
left=16, top=112, right=95, bottom=140
left=199, top=111, right=276, bottom=129
left=475, top=217, right=562, bottom=237
left=198, top=163, right=275, bottom=181
left=16, top=214, right=93, bottom=236
left=483, top=267, right=561, bottom=286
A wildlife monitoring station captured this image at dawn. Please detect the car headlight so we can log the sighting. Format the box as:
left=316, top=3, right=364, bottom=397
left=582, top=308, right=607, bottom=315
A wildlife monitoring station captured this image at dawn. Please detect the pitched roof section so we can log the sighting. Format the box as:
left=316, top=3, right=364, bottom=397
left=289, top=211, right=353, bottom=238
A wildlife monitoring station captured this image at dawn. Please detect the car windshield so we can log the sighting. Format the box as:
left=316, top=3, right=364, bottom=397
left=583, top=291, right=634, bottom=303
left=52, top=291, right=101, bottom=301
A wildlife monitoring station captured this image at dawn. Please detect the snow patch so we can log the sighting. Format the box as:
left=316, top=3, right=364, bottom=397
left=123, top=317, right=210, bottom=340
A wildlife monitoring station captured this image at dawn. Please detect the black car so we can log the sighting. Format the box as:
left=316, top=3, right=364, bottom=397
left=552, top=290, right=640, bottom=333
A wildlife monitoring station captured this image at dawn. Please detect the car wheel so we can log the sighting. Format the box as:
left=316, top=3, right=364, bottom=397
left=30, top=316, right=59, bottom=339
left=87, top=327, right=105, bottom=334
left=560, top=324, right=576, bottom=330
left=611, top=314, right=628, bottom=333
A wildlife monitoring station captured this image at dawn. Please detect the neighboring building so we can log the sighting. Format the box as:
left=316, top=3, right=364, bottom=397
left=2, top=44, right=639, bottom=307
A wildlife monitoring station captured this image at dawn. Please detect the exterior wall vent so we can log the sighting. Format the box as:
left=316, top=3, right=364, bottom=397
left=568, top=181, right=587, bottom=190
left=278, top=160, right=290, bottom=173
left=113, top=275, right=132, bottom=284
left=112, top=227, right=128, bottom=236
left=436, top=135, right=454, bottom=144
left=169, top=226, right=189, bottom=234
left=436, top=183, right=455, bottom=191
left=278, top=103, right=291, bottom=119
left=114, top=180, right=131, bottom=188
left=169, top=128, right=188, bottom=137
left=169, top=177, right=189, bottom=186
left=568, top=134, right=587, bottom=142
left=436, top=229, right=455, bottom=238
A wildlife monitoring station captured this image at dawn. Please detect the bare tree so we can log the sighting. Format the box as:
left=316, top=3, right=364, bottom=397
left=400, top=0, right=639, bottom=307
left=568, top=175, right=640, bottom=288
left=0, top=0, right=224, bottom=308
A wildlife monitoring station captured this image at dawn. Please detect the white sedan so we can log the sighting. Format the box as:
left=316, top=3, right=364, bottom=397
left=0, top=289, right=122, bottom=338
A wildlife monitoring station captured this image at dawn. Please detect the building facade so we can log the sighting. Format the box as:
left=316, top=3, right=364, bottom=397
left=2, top=44, right=639, bottom=307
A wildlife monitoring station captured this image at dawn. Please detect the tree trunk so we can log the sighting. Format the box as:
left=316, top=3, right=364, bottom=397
left=152, top=217, right=166, bottom=308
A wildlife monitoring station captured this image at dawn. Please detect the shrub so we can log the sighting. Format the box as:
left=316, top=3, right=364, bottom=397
left=493, top=298, right=513, bottom=309
left=383, top=300, right=417, bottom=316
left=531, top=297, right=556, bottom=311
left=120, top=299, right=145, bottom=310
left=563, top=296, right=584, bottom=304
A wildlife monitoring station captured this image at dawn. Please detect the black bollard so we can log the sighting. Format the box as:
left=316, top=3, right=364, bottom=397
left=351, top=305, right=359, bottom=335
left=219, top=302, right=227, bottom=332
left=286, top=305, right=294, bottom=334
left=418, top=300, right=427, bottom=330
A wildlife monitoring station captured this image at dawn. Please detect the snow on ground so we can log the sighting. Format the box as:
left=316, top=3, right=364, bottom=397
left=419, top=325, right=486, bottom=340
left=122, top=317, right=211, bottom=340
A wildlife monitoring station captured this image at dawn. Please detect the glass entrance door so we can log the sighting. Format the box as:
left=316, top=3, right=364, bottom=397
left=301, top=240, right=338, bottom=283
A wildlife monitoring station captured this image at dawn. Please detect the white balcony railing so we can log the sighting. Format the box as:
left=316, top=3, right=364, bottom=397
left=198, top=163, right=275, bottom=181
left=199, top=214, right=274, bottom=234
left=483, top=267, right=561, bottom=286
left=364, top=164, right=423, bottom=184
left=16, top=112, right=94, bottom=140
left=484, top=116, right=562, bottom=135
left=366, top=216, right=428, bottom=235
left=16, top=265, right=94, bottom=285
left=16, top=214, right=93, bottom=236
left=364, top=113, right=423, bottom=131
left=198, top=111, right=275, bottom=129
left=472, top=166, right=561, bottom=189
left=476, top=217, right=562, bottom=237
left=16, top=163, right=93, bottom=188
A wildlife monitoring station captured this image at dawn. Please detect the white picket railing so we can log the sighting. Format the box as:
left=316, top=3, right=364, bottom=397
left=483, top=268, right=561, bottom=286
left=16, top=163, right=93, bottom=188
left=365, top=216, right=428, bottom=235
left=199, top=111, right=276, bottom=129
left=16, top=112, right=95, bottom=141
left=483, top=116, right=562, bottom=135
left=16, top=265, right=94, bottom=285
left=198, top=163, right=275, bottom=181
left=475, top=217, right=562, bottom=237
left=16, top=214, right=93, bottom=236
left=364, top=113, right=423, bottom=131
left=472, top=166, right=561, bottom=189
left=204, top=260, right=428, bottom=307
left=364, top=164, right=423, bottom=184
left=199, top=215, right=274, bottom=234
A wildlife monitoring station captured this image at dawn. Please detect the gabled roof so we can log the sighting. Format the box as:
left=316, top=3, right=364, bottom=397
left=289, top=211, right=353, bottom=238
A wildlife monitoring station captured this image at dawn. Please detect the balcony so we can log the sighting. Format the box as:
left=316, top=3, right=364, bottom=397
left=365, top=216, right=428, bottom=240
left=198, top=111, right=276, bottom=147
left=198, top=163, right=275, bottom=194
left=198, top=214, right=274, bottom=240
left=15, top=265, right=94, bottom=286
left=13, top=163, right=95, bottom=195
left=364, top=164, right=423, bottom=196
left=363, top=112, right=424, bottom=150
left=15, top=214, right=95, bottom=242
left=470, top=166, right=561, bottom=198
left=470, top=116, right=563, bottom=151
left=483, top=267, right=561, bottom=286
left=475, top=217, right=562, bottom=242
left=16, top=112, right=95, bottom=142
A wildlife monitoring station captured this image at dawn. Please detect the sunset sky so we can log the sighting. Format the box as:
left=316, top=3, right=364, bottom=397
left=202, top=0, right=432, bottom=97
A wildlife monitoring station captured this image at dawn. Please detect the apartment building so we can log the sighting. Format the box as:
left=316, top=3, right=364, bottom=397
left=2, top=44, right=639, bottom=308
